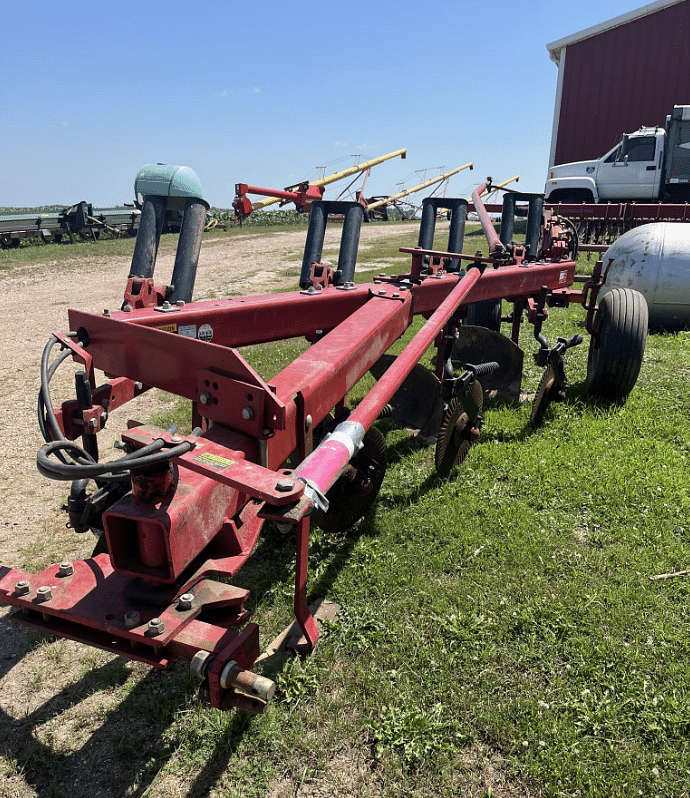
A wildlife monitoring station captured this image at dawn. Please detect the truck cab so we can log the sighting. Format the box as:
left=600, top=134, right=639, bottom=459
left=545, top=127, right=665, bottom=203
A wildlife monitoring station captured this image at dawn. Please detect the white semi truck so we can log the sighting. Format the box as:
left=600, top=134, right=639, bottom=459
left=545, top=106, right=690, bottom=204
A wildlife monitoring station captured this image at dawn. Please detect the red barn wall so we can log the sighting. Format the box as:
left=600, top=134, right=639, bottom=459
left=555, top=0, right=690, bottom=165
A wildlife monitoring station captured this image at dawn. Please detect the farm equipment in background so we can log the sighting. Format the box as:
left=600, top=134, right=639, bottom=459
left=361, top=163, right=473, bottom=221
left=542, top=200, right=690, bottom=246
left=232, top=149, right=408, bottom=220
left=0, top=202, right=140, bottom=248
left=543, top=106, right=690, bottom=245
left=0, top=164, right=648, bottom=714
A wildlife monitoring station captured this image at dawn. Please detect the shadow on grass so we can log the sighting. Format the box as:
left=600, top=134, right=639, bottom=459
left=0, top=497, right=376, bottom=797
left=0, top=639, right=176, bottom=797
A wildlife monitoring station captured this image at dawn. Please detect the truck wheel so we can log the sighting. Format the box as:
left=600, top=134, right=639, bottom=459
left=465, top=300, right=502, bottom=332
left=587, top=288, right=648, bottom=400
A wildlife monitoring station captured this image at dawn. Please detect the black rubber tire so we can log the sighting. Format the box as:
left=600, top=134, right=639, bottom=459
left=587, top=288, right=648, bottom=400
left=465, top=299, right=502, bottom=333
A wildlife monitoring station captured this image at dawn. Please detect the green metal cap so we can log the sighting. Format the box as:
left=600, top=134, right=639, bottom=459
left=134, top=164, right=208, bottom=210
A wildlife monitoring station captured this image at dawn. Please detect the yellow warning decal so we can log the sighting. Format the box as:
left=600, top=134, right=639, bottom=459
left=193, top=451, right=235, bottom=470
left=155, top=323, right=178, bottom=333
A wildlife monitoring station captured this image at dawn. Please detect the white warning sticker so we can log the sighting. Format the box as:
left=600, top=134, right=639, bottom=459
left=178, top=324, right=197, bottom=338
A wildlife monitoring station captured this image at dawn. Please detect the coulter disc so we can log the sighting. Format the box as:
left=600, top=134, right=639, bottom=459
left=434, top=380, right=484, bottom=479
left=312, top=426, right=387, bottom=534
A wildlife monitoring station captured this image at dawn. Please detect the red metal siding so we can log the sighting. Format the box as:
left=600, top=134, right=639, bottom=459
left=555, top=0, right=690, bottom=165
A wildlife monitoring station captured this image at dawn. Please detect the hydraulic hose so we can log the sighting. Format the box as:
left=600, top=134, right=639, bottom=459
left=39, top=336, right=72, bottom=444
left=37, top=437, right=194, bottom=481
left=36, top=335, right=194, bottom=482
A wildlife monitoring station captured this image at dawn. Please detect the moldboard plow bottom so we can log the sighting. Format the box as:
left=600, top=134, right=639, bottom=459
left=0, top=166, right=649, bottom=713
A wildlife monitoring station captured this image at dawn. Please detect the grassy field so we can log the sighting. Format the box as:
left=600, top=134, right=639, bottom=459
left=3, top=222, right=690, bottom=797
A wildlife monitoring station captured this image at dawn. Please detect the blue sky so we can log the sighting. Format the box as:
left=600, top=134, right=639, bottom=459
left=1, top=0, right=651, bottom=208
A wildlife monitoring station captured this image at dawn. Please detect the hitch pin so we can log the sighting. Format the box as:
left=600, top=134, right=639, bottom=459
left=190, top=651, right=276, bottom=702
left=220, top=660, right=277, bottom=701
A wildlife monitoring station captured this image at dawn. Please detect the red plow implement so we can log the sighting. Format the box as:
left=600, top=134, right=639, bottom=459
left=0, top=167, right=648, bottom=713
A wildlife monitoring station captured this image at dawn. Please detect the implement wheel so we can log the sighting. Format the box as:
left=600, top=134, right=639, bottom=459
left=587, top=288, right=648, bottom=400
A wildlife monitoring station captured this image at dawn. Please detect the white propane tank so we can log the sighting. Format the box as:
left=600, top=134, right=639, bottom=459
left=601, top=223, right=690, bottom=329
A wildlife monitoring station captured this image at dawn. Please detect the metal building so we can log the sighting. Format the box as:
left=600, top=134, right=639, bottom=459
left=547, top=0, right=690, bottom=168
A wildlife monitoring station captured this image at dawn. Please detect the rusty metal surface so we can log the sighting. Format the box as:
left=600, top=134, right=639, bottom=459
left=0, top=554, right=249, bottom=667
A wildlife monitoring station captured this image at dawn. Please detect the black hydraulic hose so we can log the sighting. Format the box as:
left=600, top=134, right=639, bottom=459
left=37, top=437, right=194, bottom=481
left=36, top=334, right=195, bottom=482
left=37, top=354, right=71, bottom=443
left=38, top=336, right=72, bottom=444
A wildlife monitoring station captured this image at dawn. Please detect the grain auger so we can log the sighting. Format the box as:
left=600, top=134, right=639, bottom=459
left=0, top=166, right=648, bottom=713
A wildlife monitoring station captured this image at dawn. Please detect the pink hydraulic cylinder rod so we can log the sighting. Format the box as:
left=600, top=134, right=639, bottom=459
left=293, top=267, right=483, bottom=501
left=471, top=183, right=505, bottom=255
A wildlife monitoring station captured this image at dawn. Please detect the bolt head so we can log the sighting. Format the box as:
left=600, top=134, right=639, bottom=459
left=175, top=300, right=185, bottom=307
left=15, top=580, right=30, bottom=597
left=58, top=562, right=74, bottom=577
left=305, top=414, right=313, bottom=431
left=124, top=611, right=140, bottom=628
left=103, top=309, right=110, bottom=316
left=199, top=391, right=212, bottom=405
left=162, top=301, right=171, bottom=309
left=148, top=617, right=165, bottom=636
left=122, top=303, right=132, bottom=312
left=275, top=478, right=295, bottom=493
left=241, top=406, right=254, bottom=420
left=378, top=289, right=386, bottom=295
left=178, top=593, right=194, bottom=611
left=36, top=586, right=52, bottom=602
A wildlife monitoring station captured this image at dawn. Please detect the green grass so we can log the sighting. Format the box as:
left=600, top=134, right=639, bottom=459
left=7, top=221, right=690, bottom=797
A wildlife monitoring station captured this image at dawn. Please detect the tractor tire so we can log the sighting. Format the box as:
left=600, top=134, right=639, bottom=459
left=465, top=299, right=502, bottom=333
left=587, top=288, right=648, bottom=400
